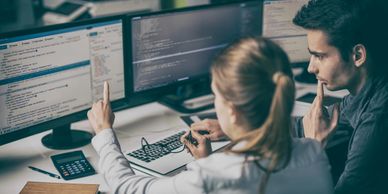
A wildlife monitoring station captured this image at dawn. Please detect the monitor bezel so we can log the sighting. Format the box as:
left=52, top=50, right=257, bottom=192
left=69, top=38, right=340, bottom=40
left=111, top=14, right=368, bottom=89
left=123, top=0, right=264, bottom=100
left=0, top=15, right=130, bottom=146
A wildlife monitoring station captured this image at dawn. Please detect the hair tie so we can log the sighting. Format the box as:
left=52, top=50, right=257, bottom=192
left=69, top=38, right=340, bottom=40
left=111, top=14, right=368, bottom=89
left=272, top=72, right=283, bottom=84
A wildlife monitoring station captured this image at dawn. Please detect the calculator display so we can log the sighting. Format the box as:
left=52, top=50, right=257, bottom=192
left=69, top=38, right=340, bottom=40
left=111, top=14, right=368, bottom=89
left=56, top=155, right=83, bottom=164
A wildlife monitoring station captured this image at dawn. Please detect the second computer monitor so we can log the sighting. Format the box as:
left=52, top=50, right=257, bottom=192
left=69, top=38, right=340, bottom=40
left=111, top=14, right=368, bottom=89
left=126, top=1, right=263, bottom=95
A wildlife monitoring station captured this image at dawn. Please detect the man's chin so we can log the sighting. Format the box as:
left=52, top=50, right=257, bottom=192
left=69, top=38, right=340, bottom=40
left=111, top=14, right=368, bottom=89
left=325, top=84, right=343, bottom=91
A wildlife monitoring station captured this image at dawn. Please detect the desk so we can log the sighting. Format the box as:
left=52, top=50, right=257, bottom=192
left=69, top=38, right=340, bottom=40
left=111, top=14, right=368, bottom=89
left=0, top=82, right=348, bottom=194
left=0, top=102, right=187, bottom=194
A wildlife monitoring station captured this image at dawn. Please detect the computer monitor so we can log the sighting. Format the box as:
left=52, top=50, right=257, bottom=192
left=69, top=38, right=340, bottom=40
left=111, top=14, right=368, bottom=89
left=125, top=0, right=263, bottom=113
left=262, top=0, right=309, bottom=65
left=0, top=16, right=128, bottom=149
left=262, top=0, right=315, bottom=83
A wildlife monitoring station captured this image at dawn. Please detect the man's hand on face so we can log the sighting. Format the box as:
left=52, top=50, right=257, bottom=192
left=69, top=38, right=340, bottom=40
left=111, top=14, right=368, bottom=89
left=303, top=81, right=340, bottom=146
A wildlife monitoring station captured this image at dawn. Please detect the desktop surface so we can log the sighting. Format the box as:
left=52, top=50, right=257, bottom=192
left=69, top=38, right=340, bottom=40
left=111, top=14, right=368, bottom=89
left=0, top=101, right=225, bottom=193
left=0, top=102, right=180, bottom=194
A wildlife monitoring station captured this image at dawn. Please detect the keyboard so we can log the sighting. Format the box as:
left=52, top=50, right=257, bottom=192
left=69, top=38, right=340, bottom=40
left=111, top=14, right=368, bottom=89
left=125, top=130, right=229, bottom=176
left=127, top=131, right=185, bottom=163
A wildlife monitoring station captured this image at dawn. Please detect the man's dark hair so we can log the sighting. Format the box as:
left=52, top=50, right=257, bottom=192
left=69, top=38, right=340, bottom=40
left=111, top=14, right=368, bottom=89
left=293, top=0, right=388, bottom=78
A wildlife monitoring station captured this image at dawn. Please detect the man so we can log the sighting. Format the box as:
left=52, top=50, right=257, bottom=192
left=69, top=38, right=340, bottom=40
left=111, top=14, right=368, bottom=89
left=292, top=0, right=388, bottom=193
left=192, top=0, right=388, bottom=193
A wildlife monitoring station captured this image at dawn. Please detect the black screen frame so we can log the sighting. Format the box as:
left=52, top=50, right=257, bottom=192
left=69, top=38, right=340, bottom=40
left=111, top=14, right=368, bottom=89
left=0, top=15, right=130, bottom=146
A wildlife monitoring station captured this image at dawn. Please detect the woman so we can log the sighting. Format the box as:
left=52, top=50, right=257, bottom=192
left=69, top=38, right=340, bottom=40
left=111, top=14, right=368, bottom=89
left=88, top=37, right=333, bottom=194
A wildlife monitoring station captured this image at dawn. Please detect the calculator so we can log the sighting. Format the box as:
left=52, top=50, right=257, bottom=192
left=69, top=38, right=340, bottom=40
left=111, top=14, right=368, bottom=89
left=51, top=150, right=96, bottom=180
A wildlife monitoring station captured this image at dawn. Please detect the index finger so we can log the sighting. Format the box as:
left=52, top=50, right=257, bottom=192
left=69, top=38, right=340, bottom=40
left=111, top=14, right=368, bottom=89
left=316, top=80, right=324, bottom=108
left=103, top=81, right=110, bottom=103
left=180, top=130, right=190, bottom=143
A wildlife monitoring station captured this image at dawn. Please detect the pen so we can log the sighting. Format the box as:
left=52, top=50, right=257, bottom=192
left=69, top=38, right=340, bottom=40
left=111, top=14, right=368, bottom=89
left=28, top=166, right=61, bottom=179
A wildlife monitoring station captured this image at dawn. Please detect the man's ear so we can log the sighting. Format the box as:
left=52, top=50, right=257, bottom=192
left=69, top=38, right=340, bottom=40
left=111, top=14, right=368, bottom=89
left=353, top=44, right=367, bottom=68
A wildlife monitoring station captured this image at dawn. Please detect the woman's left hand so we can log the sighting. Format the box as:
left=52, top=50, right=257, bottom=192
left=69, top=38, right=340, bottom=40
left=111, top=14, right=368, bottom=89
left=181, top=130, right=212, bottom=159
left=87, top=81, right=115, bottom=134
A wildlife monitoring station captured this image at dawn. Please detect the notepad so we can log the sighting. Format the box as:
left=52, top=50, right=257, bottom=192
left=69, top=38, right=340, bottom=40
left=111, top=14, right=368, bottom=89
left=19, top=181, right=99, bottom=194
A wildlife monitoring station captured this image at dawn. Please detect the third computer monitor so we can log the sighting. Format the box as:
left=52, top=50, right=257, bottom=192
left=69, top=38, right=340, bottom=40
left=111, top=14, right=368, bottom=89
left=262, top=0, right=315, bottom=83
left=262, top=0, right=310, bottom=66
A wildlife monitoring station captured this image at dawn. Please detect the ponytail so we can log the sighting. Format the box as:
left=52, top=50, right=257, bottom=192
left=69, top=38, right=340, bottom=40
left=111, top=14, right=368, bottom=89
left=265, top=72, right=295, bottom=166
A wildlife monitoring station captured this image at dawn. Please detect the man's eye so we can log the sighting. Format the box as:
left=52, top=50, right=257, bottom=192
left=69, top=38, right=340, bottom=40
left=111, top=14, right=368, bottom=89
left=315, top=55, right=324, bottom=60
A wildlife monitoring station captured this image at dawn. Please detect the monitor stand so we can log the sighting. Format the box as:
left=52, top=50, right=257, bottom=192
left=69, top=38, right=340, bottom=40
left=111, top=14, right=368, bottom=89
left=159, top=93, right=214, bottom=113
left=41, top=124, right=92, bottom=150
left=158, top=81, right=214, bottom=113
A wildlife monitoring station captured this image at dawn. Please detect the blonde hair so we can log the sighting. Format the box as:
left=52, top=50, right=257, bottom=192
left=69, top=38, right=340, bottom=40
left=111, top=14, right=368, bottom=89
left=211, top=37, right=295, bottom=194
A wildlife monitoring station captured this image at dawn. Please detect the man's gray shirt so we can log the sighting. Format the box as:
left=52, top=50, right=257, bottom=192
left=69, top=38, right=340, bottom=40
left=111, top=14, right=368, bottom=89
left=294, top=77, right=388, bottom=194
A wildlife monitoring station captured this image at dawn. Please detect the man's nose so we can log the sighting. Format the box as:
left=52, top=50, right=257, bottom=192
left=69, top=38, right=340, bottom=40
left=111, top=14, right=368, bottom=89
left=307, top=57, right=318, bottom=74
